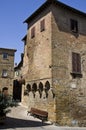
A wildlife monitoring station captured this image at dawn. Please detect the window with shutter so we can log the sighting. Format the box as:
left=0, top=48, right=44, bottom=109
left=71, top=52, right=82, bottom=78
left=40, top=19, right=45, bottom=32
left=31, top=27, right=35, bottom=38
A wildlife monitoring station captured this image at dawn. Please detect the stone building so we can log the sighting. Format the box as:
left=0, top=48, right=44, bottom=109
left=22, top=0, right=86, bottom=126
left=0, top=48, right=16, bottom=94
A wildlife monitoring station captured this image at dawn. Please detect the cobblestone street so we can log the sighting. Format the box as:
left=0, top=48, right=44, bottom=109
left=0, top=104, right=86, bottom=130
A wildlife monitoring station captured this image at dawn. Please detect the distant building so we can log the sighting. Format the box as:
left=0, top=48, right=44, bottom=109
left=13, top=53, right=24, bottom=102
left=0, top=48, right=16, bottom=94
left=14, top=53, right=24, bottom=80
left=21, top=0, right=86, bottom=126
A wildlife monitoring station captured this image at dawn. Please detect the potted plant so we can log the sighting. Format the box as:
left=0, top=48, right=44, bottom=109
left=0, top=87, right=18, bottom=124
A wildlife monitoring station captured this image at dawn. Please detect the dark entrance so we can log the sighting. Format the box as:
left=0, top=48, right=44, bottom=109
left=13, top=80, right=22, bottom=102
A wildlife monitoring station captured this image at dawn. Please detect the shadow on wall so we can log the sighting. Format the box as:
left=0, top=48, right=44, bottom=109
left=52, top=9, right=86, bottom=38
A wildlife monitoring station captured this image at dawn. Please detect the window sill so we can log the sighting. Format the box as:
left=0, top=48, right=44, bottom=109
left=40, top=29, right=45, bottom=32
left=31, top=36, right=35, bottom=39
left=2, top=76, right=8, bottom=78
left=70, top=72, right=82, bottom=78
left=3, top=58, right=9, bottom=60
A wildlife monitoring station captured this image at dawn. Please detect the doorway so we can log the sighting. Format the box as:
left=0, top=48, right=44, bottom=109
left=13, top=80, right=22, bottom=102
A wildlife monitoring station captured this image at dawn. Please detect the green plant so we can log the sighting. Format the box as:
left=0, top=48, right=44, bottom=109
left=0, top=93, right=18, bottom=117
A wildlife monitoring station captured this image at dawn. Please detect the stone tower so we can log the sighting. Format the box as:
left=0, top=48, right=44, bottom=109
left=22, top=0, right=86, bottom=126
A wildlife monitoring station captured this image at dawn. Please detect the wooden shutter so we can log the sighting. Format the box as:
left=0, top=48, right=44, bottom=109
left=31, top=27, right=35, bottom=38
left=72, top=52, right=81, bottom=73
left=77, top=53, right=81, bottom=73
left=40, top=19, right=45, bottom=32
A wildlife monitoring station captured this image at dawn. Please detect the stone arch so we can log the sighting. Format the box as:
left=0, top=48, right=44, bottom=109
left=38, top=82, right=43, bottom=98
left=45, top=81, right=50, bottom=91
left=45, top=81, right=50, bottom=98
left=26, top=84, right=31, bottom=92
left=32, top=83, right=37, bottom=92
left=39, top=82, right=43, bottom=92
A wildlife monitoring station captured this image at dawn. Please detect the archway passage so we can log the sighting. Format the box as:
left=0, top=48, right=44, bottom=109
left=13, top=80, right=22, bottom=102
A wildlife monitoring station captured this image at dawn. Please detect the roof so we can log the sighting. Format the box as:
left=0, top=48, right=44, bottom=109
left=24, top=0, right=86, bottom=24
left=0, top=47, right=17, bottom=52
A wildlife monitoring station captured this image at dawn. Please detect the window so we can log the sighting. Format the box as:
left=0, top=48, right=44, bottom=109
left=40, top=19, right=45, bottom=32
left=2, top=70, right=8, bottom=77
left=70, top=19, right=78, bottom=33
left=31, top=27, right=35, bottom=38
left=3, top=53, right=8, bottom=59
left=71, top=52, right=82, bottom=78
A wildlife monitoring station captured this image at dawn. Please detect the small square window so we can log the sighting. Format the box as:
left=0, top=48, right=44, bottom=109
left=2, top=70, right=8, bottom=78
left=40, top=19, right=45, bottom=32
left=70, top=19, right=78, bottom=33
left=3, top=53, right=8, bottom=59
left=31, top=27, right=35, bottom=38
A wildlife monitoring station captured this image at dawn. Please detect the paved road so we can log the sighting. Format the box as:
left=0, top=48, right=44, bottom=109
left=0, top=104, right=86, bottom=130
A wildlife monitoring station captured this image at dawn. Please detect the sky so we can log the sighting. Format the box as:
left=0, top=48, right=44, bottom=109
left=0, top=0, right=86, bottom=64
